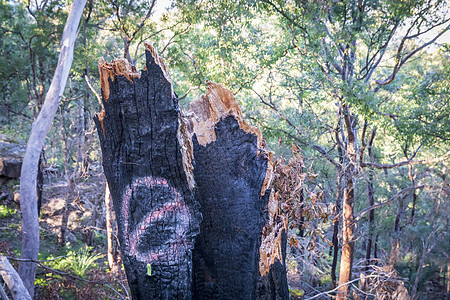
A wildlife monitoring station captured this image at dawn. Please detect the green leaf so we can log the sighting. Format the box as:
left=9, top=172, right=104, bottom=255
left=147, top=263, right=152, bottom=276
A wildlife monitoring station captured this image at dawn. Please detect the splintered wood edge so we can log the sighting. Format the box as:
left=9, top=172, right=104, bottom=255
left=97, top=110, right=106, bottom=137
left=144, top=42, right=174, bottom=97
left=96, top=46, right=194, bottom=189
left=183, top=81, right=283, bottom=275
left=98, top=57, right=140, bottom=101
left=185, top=81, right=273, bottom=196
left=259, top=190, right=288, bottom=276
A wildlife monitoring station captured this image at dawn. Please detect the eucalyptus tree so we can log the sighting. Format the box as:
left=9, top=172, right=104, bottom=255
left=172, top=0, right=450, bottom=297
left=18, top=0, right=87, bottom=295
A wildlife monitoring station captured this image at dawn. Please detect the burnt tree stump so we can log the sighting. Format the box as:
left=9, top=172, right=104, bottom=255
left=95, top=44, right=288, bottom=300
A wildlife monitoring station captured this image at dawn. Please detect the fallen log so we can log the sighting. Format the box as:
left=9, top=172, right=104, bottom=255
left=0, top=255, right=31, bottom=300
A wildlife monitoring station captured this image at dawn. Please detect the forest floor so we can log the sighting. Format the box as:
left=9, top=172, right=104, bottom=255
left=0, top=172, right=132, bottom=299
left=0, top=172, right=310, bottom=299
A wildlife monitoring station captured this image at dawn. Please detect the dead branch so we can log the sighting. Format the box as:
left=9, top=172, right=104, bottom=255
left=371, top=20, right=450, bottom=87
left=360, top=150, right=449, bottom=169
left=355, top=185, right=444, bottom=221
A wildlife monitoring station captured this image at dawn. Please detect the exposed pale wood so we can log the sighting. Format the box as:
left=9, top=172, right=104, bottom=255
left=0, top=255, right=31, bottom=300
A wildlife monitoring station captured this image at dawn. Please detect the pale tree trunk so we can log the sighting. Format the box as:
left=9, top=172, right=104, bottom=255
left=18, top=0, right=87, bottom=295
left=105, top=183, right=120, bottom=274
left=0, top=255, right=31, bottom=300
left=337, top=105, right=357, bottom=299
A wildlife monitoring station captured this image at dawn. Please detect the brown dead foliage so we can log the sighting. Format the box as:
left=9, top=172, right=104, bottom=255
left=271, top=144, right=335, bottom=254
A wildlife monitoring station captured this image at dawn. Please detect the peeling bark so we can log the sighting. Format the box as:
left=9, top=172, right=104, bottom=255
left=95, top=44, right=288, bottom=299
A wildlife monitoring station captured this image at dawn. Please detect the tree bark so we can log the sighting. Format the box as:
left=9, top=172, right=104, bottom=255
left=0, top=255, right=31, bottom=300
left=447, top=259, right=450, bottom=300
left=365, top=128, right=376, bottom=271
left=18, top=0, right=86, bottom=296
left=331, top=172, right=342, bottom=290
left=58, top=124, right=76, bottom=245
left=95, top=44, right=288, bottom=299
left=337, top=105, right=357, bottom=299
left=188, top=83, right=288, bottom=299
left=37, top=151, right=44, bottom=215
left=389, top=194, right=407, bottom=266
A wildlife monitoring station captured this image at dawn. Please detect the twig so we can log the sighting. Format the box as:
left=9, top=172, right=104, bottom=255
left=305, top=274, right=380, bottom=300
left=84, top=74, right=102, bottom=106
left=355, top=185, right=443, bottom=221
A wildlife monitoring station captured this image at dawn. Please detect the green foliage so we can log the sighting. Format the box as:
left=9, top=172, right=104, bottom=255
left=0, top=0, right=448, bottom=297
left=46, top=247, right=104, bottom=278
left=0, top=204, right=16, bottom=219
left=289, top=287, right=304, bottom=299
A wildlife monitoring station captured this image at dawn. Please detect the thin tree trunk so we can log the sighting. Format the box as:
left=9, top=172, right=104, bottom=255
left=331, top=118, right=344, bottom=291
left=37, top=151, right=44, bottom=215
left=105, top=183, right=120, bottom=274
left=365, top=177, right=374, bottom=267
left=331, top=172, right=342, bottom=290
left=76, top=95, right=85, bottom=178
left=365, top=128, right=376, bottom=271
left=447, top=260, right=450, bottom=300
left=447, top=231, right=450, bottom=300
left=411, top=242, right=427, bottom=299
left=337, top=105, right=357, bottom=299
left=389, top=194, right=406, bottom=266
left=0, top=255, right=31, bottom=300
left=58, top=130, right=76, bottom=245
left=18, top=0, right=87, bottom=295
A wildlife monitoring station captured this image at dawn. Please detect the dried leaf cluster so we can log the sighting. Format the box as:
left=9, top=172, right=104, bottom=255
left=271, top=144, right=336, bottom=253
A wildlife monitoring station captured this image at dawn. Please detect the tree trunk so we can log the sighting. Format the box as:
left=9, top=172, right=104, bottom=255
left=389, top=194, right=406, bottom=266
left=447, top=260, right=450, bottom=300
left=365, top=176, right=374, bottom=268
left=365, top=128, right=376, bottom=271
left=331, top=126, right=344, bottom=291
left=58, top=124, right=76, bottom=245
left=18, top=0, right=86, bottom=296
left=37, top=151, right=44, bottom=215
left=0, top=255, right=31, bottom=300
left=337, top=105, right=357, bottom=299
left=105, top=183, right=120, bottom=274
left=94, top=44, right=288, bottom=299
left=76, top=94, right=86, bottom=178
left=411, top=243, right=427, bottom=300
left=331, top=172, right=342, bottom=290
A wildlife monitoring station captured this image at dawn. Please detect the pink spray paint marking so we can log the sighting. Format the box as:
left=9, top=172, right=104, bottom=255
left=121, top=176, right=191, bottom=264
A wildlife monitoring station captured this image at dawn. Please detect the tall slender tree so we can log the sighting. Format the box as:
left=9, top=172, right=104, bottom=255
left=18, top=0, right=87, bottom=295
